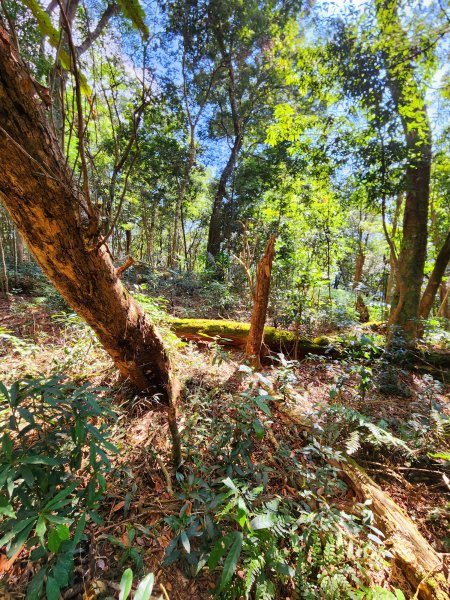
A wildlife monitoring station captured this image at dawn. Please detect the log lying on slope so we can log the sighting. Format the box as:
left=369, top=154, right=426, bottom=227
left=169, top=318, right=336, bottom=358
left=169, top=318, right=450, bottom=378
left=276, top=402, right=449, bottom=600
left=342, top=459, right=449, bottom=600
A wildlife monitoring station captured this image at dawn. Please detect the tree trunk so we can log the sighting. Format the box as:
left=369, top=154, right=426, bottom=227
left=15, top=229, right=26, bottom=264
left=354, top=228, right=369, bottom=323
left=0, top=229, right=8, bottom=298
left=376, top=1, right=432, bottom=346
left=0, top=25, right=179, bottom=406
left=206, top=135, right=242, bottom=259
left=385, top=193, right=403, bottom=311
left=438, top=282, right=450, bottom=320
left=246, top=236, right=276, bottom=367
left=419, top=230, right=450, bottom=319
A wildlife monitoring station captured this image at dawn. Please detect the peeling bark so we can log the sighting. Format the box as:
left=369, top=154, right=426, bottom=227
left=0, top=25, right=179, bottom=408
left=246, top=235, right=276, bottom=366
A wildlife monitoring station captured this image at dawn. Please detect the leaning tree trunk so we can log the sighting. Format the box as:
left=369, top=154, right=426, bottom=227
left=376, top=0, right=432, bottom=346
left=0, top=26, right=179, bottom=409
left=419, top=229, right=450, bottom=320
left=246, top=235, right=276, bottom=367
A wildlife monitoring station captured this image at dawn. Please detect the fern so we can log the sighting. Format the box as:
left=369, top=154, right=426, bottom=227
left=244, top=555, right=265, bottom=596
left=345, top=430, right=361, bottom=455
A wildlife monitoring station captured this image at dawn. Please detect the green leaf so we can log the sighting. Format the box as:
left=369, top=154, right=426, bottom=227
left=117, top=0, right=149, bottom=39
left=0, top=516, right=36, bottom=548
left=21, top=465, right=35, bottom=487
left=180, top=531, right=190, bottom=554
left=119, top=567, right=133, bottom=600
left=48, top=528, right=64, bottom=553
left=208, top=535, right=233, bottom=570
left=0, top=496, right=15, bottom=518
left=43, top=482, right=78, bottom=510
left=8, top=521, right=35, bottom=558
left=255, top=397, right=271, bottom=416
left=46, top=576, right=60, bottom=600
left=252, top=418, right=265, bottom=439
left=222, top=477, right=238, bottom=492
left=218, top=531, right=242, bottom=592
left=2, top=433, right=13, bottom=461
left=26, top=566, right=48, bottom=600
left=35, top=516, right=47, bottom=546
left=134, top=573, right=155, bottom=600
left=250, top=514, right=273, bottom=530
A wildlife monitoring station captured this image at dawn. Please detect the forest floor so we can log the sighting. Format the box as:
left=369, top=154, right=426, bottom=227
left=0, top=294, right=449, bottom=599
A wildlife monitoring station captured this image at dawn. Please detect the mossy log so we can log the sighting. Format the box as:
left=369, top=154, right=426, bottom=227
left=170, top=318, right=450, bottom=378
left=169, top=318, right=336, bottom=359
left=276, top=403, right=449, bottom=599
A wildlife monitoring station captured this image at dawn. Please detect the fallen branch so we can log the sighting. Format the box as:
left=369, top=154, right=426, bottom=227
left=276, top=401, right=449, bottom=600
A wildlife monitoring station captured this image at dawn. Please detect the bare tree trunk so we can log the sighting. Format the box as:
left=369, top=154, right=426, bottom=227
left=377, top=0, right=432, bottom=346
left=437, top=282, right=450, bottom=320
left=246, top=236, right=276, bottom=367
left=15, top=228, right=25, bottom=264
left=0, top=26, right=180, bottom=418
left=0, top=229, right=8, bottom=298
left=419, top=230, right=450, bottom=319
left=353, top=227, right=369, bottom=323
left=385, top=193, right=403, bottom=311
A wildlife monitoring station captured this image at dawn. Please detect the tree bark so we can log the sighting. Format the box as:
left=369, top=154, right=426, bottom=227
left=354, top=227, right=369, bottom=323
left=206, top=134, right=242, bottom=259
left=419, top=229, right=450, bottom=319
left=0, top=25, right=179, bottom=405
left=376, top=0, right=432, bottom=346
left=246, top=235, right=276, bottom=367
left=385, top=193, right=403, bottom=310
left=438, top=282, right=450, bottom=320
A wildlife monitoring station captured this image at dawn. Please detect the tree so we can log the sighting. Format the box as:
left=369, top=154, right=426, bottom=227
left=375, top=0, right=432, bottom=345
left=419, top=230, right=450, bottom=320
left=246, top=235, right=276, bottom=367
left=0, top=23, right=181, bottom=456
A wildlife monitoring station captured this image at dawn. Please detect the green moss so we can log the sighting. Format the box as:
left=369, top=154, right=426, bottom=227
left=312, top=335, right=332, bottom=346
left=169, top=318, right=332, bottom=356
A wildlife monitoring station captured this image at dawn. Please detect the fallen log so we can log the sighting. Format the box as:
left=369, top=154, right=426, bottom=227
left=276, top=402, right=450, bottom=600
left=169, top=318, right=450, bottom=379
left=169, top=318, right=336, bottom=358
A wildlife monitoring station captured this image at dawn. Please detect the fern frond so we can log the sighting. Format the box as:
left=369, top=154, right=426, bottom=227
left=244, top=555, right=265, bottom=595
left=345, top=430, right=361, bottom=455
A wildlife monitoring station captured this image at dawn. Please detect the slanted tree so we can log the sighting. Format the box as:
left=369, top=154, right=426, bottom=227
left=0, top=24, right=181, bottom=459
left=419, top=229, right=450, bottom=320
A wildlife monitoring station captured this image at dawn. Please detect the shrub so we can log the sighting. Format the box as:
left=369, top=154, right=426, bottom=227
left=0, top=376, right=117, bottom=599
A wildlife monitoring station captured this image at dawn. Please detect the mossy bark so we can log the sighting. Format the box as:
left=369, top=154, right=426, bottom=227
left=170, top=318, right=336, bottom=358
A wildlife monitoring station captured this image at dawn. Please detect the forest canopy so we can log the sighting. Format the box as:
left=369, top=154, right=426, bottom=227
left=0, top=0, right=449, bottom=598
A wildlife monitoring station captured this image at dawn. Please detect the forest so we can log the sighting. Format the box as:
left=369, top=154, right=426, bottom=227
left=0, top=0, right=449, bottom=598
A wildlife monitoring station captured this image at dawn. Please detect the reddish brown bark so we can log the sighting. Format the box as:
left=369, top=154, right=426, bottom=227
left=0, top=26, right=179, bottom=409
left=419, top=230, right=450, bottom=319
left=246, top=236, right=276, bottom=367
left=377, top=1, right=432, bottom=345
